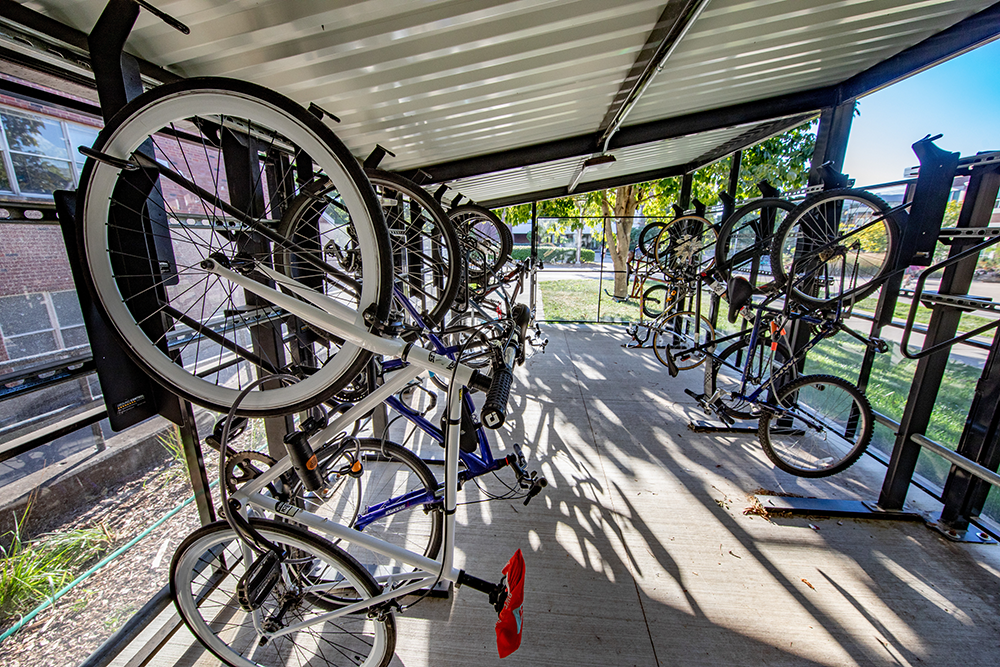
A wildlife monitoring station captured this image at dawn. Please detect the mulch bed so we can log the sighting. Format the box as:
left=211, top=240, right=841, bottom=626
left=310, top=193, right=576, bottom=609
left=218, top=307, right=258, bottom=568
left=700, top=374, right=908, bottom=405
left=0, top=454, right=218, bottom=667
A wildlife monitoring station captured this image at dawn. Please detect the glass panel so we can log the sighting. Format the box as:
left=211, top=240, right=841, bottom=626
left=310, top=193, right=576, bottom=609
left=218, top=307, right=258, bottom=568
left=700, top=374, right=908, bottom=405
left=60, top=325, right=89, bottom=348
left=985, top=484, right=999, bottom=525
left=0, top=293, right=51, bottom=336
left=67, top=124, right=99, bottom=168
left=2, top=112, right=70, bottom=158
left=51, top=290, right=84, bottom=327
left=10, top=153, right=74, bottom=195
left=4, top=331, right=58, bottom=358
left=0, top=157, right=10, bottom=191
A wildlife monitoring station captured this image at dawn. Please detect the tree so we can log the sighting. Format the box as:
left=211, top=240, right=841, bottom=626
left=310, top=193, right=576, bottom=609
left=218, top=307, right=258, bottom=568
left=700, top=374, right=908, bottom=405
left=492, top=120, right=818, bottom=296
left=687, top=123, right=818, bottom=206
left=597, top=178, right=681, bottom=298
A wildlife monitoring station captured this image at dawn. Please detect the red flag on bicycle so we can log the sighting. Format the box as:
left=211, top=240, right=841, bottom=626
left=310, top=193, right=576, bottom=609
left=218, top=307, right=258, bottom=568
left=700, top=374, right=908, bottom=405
left=496, top=549, right=525, bottom=658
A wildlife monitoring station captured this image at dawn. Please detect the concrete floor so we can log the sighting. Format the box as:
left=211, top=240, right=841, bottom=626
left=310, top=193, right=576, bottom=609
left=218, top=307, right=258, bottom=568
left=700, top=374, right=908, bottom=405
left=122, top=324, right=1000, bottom=667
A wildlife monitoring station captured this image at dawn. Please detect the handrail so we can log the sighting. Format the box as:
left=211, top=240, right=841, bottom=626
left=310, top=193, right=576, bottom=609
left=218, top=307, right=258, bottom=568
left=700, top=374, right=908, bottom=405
left=911, top=433, right=1000, bottom=489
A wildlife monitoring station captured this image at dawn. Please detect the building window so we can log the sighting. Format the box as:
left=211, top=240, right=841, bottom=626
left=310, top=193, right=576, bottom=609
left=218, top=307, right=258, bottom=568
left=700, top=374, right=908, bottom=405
left=0, top=291, right=88, bottom=362
left=0, top=107, right=100, bottom=198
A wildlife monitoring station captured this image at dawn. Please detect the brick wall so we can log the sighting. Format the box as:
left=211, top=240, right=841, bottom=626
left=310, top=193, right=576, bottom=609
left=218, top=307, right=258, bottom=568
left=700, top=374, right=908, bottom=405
left=0, top=223, right=74, bottom=296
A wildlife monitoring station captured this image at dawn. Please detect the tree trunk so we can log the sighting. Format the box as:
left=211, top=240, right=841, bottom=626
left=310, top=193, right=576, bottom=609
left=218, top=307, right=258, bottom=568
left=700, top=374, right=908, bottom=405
left=575, top=226, right=582, bottom=264
left=602, top=185, right=641, bottom=299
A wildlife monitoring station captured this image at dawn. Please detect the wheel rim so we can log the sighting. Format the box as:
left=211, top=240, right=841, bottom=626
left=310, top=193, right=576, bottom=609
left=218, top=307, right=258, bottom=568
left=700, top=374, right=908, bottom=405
left=766, top=378, right=869, bottom=475
left=82, top=86, right=388, bottom=414
left=172, top=524, right=390, bottom=667
left=776, top=194, right=894, bottom=305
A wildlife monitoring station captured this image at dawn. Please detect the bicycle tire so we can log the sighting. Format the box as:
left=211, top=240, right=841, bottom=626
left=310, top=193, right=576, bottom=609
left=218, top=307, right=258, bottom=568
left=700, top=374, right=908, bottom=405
left=296, top=438, right=443, bottom=580
left=637, top=221, right=666, bottom=257
left=449, top=204, right=512, bottom=280
left=641, top=283, right=679, bottom=319
left=277, top=169, right=461, bottom=331
left=653, top=215, right=717, bottom=279
left=703, top=335, right=796, bottom=421
left=78, top=77, right=393, bottom=416
left=170, top=518, right=395, bottom=667
left=757, top=374, right=873, bottom=477
left=714, top=198, right=795, bottom=285
left=651, top=310, right=715, bottom=371
left=770, top=189, right=899, bottom=308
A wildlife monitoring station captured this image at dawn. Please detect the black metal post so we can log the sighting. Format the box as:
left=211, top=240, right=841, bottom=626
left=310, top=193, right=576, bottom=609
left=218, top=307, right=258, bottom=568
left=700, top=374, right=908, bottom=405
left=937, top=325, right=1000, bottom=531
left=808, top=99, right=856, bottom=187
left=678, top=172, right=693, bottom=210
left=723, top=150, right=741, bottom=222
left=220, top=128, right=293, bottom=458
left=789, top=99, right=857, bottom=371
left=530, top=200, right=538, bottom=314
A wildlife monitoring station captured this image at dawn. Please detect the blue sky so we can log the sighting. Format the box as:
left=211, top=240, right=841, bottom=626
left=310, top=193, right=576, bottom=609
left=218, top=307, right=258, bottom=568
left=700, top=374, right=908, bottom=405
left=842, top=37, right=1000, bottom=187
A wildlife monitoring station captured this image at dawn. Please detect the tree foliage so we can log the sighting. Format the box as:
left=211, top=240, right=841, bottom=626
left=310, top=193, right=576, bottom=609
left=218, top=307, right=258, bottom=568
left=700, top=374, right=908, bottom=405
left=492, top=120, right=819, bottom=297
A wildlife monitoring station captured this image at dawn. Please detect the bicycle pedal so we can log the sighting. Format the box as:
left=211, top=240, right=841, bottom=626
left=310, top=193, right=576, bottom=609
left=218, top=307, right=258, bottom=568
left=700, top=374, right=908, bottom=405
left=495, top=550, right=526, bottom=658
left=237, top=550, right=282, bottom=612
left=666, top=352, right=679, bottom=377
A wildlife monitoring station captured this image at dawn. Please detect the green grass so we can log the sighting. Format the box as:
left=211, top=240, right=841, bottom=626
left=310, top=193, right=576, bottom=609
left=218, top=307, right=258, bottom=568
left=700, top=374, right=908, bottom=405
left=538, top=279, right=643, bottom=322
left=0, top=506, right=112, bottom=626
left=854, top=292, right=999, bottom=339
left=801, top=336, right=1000, bottom=519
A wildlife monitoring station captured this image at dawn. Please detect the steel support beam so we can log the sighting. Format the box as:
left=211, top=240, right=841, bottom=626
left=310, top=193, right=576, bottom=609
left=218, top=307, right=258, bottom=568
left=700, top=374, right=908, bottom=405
left=480, top=162, right=690, bottom=209
left=409, top=3, right=1000, bottom=193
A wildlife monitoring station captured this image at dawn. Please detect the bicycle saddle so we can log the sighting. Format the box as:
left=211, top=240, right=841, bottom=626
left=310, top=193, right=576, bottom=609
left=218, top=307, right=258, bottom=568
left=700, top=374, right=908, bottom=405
left=727, top=276, right=755, bottom=323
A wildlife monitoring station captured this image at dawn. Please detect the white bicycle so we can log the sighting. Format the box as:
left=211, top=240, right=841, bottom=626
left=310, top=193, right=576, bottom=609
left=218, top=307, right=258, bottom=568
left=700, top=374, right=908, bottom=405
left=77, top=77, right=531, bottom=667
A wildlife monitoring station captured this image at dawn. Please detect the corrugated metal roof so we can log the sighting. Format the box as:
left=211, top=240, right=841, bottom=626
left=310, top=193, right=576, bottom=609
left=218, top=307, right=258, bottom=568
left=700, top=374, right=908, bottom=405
left=626, top=0, right=992, bottom=124
left=10, top=0, right=1000, bottom=204
left=446, top=119, right=782, bottom=203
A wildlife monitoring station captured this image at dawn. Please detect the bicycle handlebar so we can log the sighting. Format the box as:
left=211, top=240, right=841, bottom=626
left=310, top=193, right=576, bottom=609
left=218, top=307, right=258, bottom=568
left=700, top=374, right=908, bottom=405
left=481, top=304, right=532, bottom=429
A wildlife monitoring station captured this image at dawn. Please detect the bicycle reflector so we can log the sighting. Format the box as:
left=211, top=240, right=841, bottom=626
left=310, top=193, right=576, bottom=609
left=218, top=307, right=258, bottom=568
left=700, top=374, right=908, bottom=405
left=496, top=549, right=526, bottom=658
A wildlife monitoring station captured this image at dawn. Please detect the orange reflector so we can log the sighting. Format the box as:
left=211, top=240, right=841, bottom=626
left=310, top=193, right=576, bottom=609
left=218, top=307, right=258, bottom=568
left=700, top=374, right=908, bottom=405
left=351, top=460, right=362, bottom=473
left=306, top=455, right=318, bottom=470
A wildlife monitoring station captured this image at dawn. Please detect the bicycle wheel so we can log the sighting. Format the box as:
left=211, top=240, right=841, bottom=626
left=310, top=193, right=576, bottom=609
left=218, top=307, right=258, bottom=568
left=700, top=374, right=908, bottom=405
left=297, top=438, right=443, bottom=580
left=757, top=374, right=873, bottom=477
left=278, top=169, right=461, bottom=331
left=715, top=198, right=794, bottom=285
left=449, top=204, right=512, bottom=281
left=170, top=518, right=395, bottom=667
left=637, top=221, right=666, bottom=257
left=78, top=78, right=393, bottom=416
left=770, top=189, right=899, bottom=308
left=651, top=310, right=715, bottom=371
left=654, top=215, right=717, bottom=279
left=703, top=335, right=796, bottom=421
left=641, top=283, right=681, bottom=319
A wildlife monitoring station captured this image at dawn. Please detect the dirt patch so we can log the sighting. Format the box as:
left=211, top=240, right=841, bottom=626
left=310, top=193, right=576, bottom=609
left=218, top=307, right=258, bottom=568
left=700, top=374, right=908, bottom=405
left=0, top=453, right=217, bottom=667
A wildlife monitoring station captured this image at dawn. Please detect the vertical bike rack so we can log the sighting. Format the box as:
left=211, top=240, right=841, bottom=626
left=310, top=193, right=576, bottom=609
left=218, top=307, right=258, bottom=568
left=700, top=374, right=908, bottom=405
left=763, top=141, right=1000, bottom=534
left=879, top=148, right=1000, bottom=541
left=56, top=0, right=216, bottom=528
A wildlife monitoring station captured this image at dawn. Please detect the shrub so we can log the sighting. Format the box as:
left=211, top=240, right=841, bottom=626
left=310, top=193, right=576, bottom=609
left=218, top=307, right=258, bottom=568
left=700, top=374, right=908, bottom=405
left=0, top=505, right=111, bottom=625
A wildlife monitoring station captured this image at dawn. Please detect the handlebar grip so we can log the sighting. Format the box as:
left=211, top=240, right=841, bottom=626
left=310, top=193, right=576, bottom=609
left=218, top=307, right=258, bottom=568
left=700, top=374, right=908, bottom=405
left=481, top=365, right=514, bottom=429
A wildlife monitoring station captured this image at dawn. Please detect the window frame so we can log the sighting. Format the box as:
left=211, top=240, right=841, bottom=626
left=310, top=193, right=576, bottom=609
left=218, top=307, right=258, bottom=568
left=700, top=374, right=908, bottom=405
left=0, top=105, right=100, bottom=199
left=0, top=290, right=89, bottom=364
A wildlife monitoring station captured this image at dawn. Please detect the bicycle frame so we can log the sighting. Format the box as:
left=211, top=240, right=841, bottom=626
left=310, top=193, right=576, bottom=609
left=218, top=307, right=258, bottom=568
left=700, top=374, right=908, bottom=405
left=202, top=258, right=508, bottom=634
